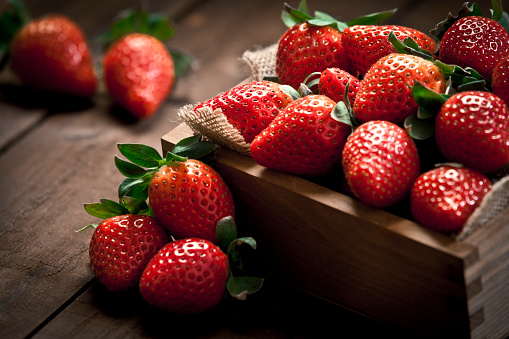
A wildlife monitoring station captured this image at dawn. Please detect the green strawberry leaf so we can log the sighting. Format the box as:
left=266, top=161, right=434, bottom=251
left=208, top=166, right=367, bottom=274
left=331, top=102, right=354, bottom=128
left=118, top=176, right=149, bottom=200
left=171, top=134, right=218, bottom=159
left=281, top=0, right=313, bottom=27
left=121, top=196, right=150, bottom=214
left=100, top=8, right=175, bottom=47
left=331, top=83, right=359, bottom=131
left=226, top=275, right=264, bottom=300
left=84, top=199, right=129, bottom=219
left=216, top=216, right=238, bottom=251
left=345, top=8, right=397, bottom=26
left=169, top=48, right=194, bottom=78
left=0, top=0, right=30, bottom=69
left=279, top=84, right=301, bottom=101
left=227, top=237, right=257, bottom=274
left=117, top=143, right=162, bottom=168
left=411, top=81, right=448, bottom=113
left=115, top=156, right=148, bottom=178
left=404, top=115, right=435, bottom=140
left=388, top=31, right=434, bottom=61
left=281, top=0, right=395, bottom=31
left=492, top=0, right=504, bottom=21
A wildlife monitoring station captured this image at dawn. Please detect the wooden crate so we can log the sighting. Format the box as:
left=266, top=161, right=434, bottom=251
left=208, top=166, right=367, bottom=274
left=162, top=123, right=509, bottom=339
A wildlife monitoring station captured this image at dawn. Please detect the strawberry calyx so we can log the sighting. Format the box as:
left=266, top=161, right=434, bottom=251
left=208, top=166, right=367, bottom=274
left=78, top=196, right=150, bottom=231
left=281, top=0, right=396, bottom=31
left=116, top=134, right=217, bottom=201
left=430, top=0, right=509, bottom=40
left=215, top=216, right=264, bottom=300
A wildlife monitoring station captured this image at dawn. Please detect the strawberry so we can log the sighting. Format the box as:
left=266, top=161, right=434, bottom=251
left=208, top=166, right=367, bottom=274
left=81, top=198, right=169, bottom=293
left=435, top=91, right=509, bottom=174
left=139, top=238, right=229, bottom=314
left=353, top=53, right=447, bottom=125
left=275, top=2, right=396, bottom=89
left=250, top=94, right=352, bottom=176
left=148, top=159, right=235, bottom=243
left=114, top=136, right=234, bottom=244
left=139, top=217, right=264, bottom=314
left=317, top=67, right=360, bottom=107
left=492, top=55, right=509, bottom=108
left=436, top=16, right=509, bottom=81
left=194, top=80, right=294, bottom=143
left=341, top=25, right=436, bottom=77
left=276, top=22, right=352, bottom=90
left=9, top=14, right=97, bottom=97
left=410, top=165, right=492, bottom=233
left=342, top=120, right=421, bottom=208
left=431, top=2, right=509, bottom=81
left=103, top=33, right=175, bottom=119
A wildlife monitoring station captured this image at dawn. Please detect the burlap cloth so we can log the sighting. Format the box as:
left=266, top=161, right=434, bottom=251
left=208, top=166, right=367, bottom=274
left=177, top=43, right=509, bottom=241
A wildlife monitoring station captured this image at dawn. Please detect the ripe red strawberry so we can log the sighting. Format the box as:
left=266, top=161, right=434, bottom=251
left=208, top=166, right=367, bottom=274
left=342, top=120, right=421, bottom=208
left=435, top=91, right=509, bottom=174
left=437, top=16, right=509, bottom=81
left=103, top=33, right=175, bottom=119
left=148, top=159, right=235, bottom=243
left=353, top=53, right=447, bottom=125
left=139, top=238, right=229, bottom=314
left=410, top=166, right=492, bottom=233
left=317, top=68, right=360, bottom=106
left=10, top=15, right=97, bottom=97
left=276, top=22, right=353, bottom=90
left=83, top=199, right=169, bottom=293
left=492, top=55, right=509, bottom=108
left=341, top=25, right=437, bottom=76
left=194, top=80, right=294, bottom=143
left=250, top=94, right=352, bottom=176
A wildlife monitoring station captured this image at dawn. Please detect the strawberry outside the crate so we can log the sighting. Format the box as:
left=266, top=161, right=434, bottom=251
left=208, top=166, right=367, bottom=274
left=139, top=216, right=264, bottom=314
left=1, top=1, right=97, bottom=97
left=79, top=197, right=169, bottom=293
left=114, top=135, right=234, bottom=244
left=100, top=8, right=192, bottom=119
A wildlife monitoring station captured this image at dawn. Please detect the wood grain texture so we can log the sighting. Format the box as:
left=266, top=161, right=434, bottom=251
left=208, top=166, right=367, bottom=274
left=1, top=0, right=507, bottom=338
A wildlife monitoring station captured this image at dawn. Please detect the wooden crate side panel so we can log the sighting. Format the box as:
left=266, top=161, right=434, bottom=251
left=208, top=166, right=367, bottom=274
left=464, top=208, right=509, bottom=339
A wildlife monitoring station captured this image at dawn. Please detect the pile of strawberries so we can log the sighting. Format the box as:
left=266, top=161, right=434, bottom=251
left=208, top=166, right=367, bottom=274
left=1, top=1, right=188, bottom=119
left=194, top=1, right=509, bottom=235
left=80, top=137, right=263, bottom=314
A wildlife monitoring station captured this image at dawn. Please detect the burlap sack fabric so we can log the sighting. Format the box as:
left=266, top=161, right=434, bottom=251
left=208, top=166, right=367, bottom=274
left=177, top=43, right=509, bottom=241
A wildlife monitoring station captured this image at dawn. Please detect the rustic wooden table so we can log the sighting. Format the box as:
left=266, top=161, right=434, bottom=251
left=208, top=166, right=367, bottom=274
left=0, top=0, right=498, bottom=338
